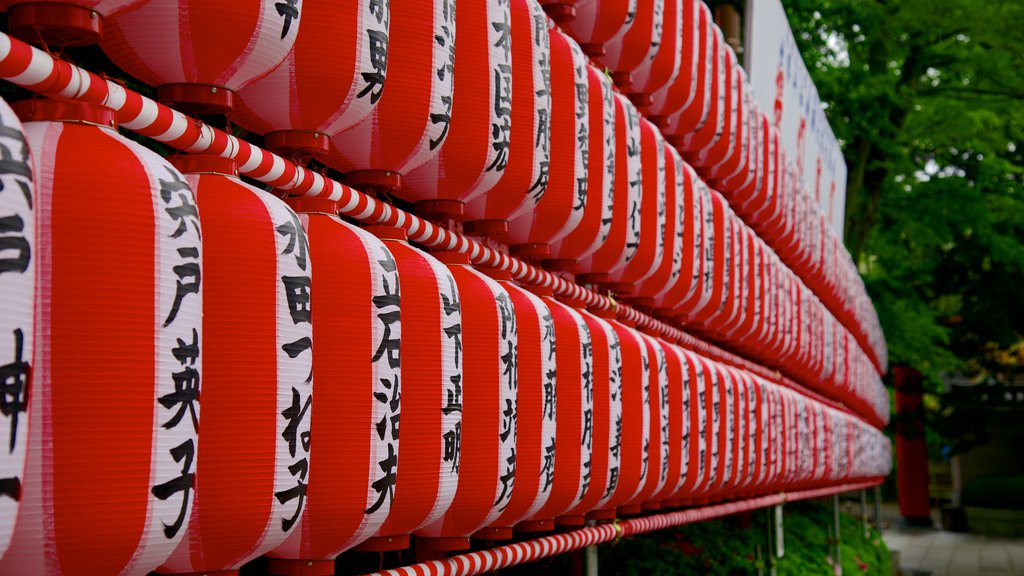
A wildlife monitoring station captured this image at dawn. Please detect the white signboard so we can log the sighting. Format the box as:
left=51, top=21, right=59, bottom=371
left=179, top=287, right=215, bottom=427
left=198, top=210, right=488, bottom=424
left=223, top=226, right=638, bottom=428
left=744, top=0, right=847, bottom=236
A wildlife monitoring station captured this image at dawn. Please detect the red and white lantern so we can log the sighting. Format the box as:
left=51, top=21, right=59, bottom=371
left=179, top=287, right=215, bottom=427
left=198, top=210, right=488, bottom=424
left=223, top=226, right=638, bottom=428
left=1, top=99, right=201, bottom=576
left=232, top=0, right=390, bottom=159
left=400, top=0, right=513, bottom=219
left=598, top=0, right=664, bottom=91
left=561, top=0, right=636, bottom=58
left=329, top=0, right=456, bottom=193
left=152, top=157, right=312, bottom=574
left=263, top=199, right=403, bottom=572
left=478, top=271, right=556, bottom=538
left=102, top=0, right=302, bottom=113
left=516, top=289, right=592, bottom=532
left=354, top=228, right=461, bottom=553
left=578, top=94, right=641, bottom=280
left=591, top=321, right=650, bottom=517
left=504, top=26, right=589, bottom=258
left=416, top=253, right=517, bottom=552
left=2, top=0, right=146, bottom=46
left=0, top=97, right=33, bottom=559
left=544, top=64, right=617, bottom=271
left=603, top=120, right=666, bottom=295
left=464, top=0, right=552, bottom=231
left=627, top=0, right=681, bottom=103
left=560, top=309, right=623, bottom=525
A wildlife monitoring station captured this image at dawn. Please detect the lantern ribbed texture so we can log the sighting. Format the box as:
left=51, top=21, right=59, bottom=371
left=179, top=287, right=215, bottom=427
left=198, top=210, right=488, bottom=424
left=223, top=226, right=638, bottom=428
left=504, top=26, right=588, bottom=256
left=591, top=321, right=649, bottom=517
left=559, top=309, right=622, bottom=524
left=346, top=230, right=460, bottom=553
left=597, top=0, right=663, bottom=89
left=416, top=255, right=517, bottom=551
left=634, top=145, right=684, bottom=305
left=401, top=0, right=513, bottom=218
left=516, top=293, right=592, bottom=532
left=463, top=0, right=551, bottom=228
left=545, top=65, right=615, bottom=268
left=0, top=96, right=33, bottom=560
left=646, top=342, right=688, bottom=508
left=231, top=0, right=390, bottom=157
left=622, top=331, right=669, bottom=510
left=156, top=159, right=312, bottom=574
left=562, top=0, right=635, bottom=57
left=0, top=100, right=201, bottom=576
left=648, top=0, right=701, bottom=120
left=479, top=274, right=555, bottom=537
left=261, top=204, right=402, bottom=571
left=664, top=348, right=704, bottom=506
left=628, top=0, right=680, bottom=100
left=101, top=0, right=301, bottom=112
left=577, top=94, right=641, bottom=279
left=663, top=7, right=715, bottom=144
left=606, top=120, right=665, bottom=294
left=326, top=0, right=455, bottom=191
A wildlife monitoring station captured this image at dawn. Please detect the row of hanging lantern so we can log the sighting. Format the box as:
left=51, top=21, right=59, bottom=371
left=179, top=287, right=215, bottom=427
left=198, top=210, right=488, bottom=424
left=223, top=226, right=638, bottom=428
left=0, top=1, right=895, bottom=575
left=544, top=0, right=886, bottom=370
left=0, top=91, right=890, bottom=576
left=0, top=0, right=887, bottom=413
left=0, top=0, right=884, bottom=370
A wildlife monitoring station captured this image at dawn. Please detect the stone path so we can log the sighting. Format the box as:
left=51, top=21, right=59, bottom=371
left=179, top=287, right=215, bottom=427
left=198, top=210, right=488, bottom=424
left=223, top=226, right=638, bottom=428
left=881, top=507, right=1024, bottom=576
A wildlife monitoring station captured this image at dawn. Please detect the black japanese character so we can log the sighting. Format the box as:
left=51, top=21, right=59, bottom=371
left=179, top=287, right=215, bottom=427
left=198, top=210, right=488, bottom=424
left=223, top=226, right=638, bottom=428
left=0, top=329, right=29, bottom=453
left=151, top=438, right=195, bottom=539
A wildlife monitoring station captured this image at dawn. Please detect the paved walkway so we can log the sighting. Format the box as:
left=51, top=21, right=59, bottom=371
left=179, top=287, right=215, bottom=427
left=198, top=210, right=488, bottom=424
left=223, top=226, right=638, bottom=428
left=880, top=506, right=1024, bottom=575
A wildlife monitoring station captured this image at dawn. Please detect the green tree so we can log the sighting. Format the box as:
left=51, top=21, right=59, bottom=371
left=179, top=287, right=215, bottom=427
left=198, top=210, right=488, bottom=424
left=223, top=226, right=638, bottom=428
left=784, top=0, right=1024, bottom=385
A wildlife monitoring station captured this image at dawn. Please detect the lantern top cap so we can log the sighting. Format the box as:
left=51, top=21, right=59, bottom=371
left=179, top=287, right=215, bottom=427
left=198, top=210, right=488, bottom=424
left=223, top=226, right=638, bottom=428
left=170, top=154, right=239, bottom=177
left=479, top=267, right=513, bottom=282
left=433, top=251, right=472, bottom=266
left=365, top=226, right=408, bottom=242
left=285, top=196, right=338, bottom=216
left=12, top=98, right=116, bottom=128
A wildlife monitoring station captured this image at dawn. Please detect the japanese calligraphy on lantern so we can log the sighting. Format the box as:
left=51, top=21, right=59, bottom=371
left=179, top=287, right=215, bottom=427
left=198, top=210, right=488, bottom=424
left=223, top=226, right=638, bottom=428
left=0, top=101, right=33, bottom=555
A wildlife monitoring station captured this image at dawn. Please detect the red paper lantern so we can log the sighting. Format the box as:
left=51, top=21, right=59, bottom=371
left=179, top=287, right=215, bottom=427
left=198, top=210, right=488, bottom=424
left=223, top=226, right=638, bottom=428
left=267, top=198, right=405, bottom=572
left=623, top=331, right=671, bottom=511
left=664, top=13, right=718, bottom=146
left=632, top=144, right=684, bottom=307
left=562, top=0, right=635, bottom=58
left=603, top=120, right=666, bottom=296
left=2, top=0, right=146, bottom=46
left=102, top=0, right=302, bottom=113
left=504, top=26, right=589, bottom=258
left=598, top=0, right=663, bottom=92
left=232, top=0, right=390, bottom=159
left=646, top=342, right=688, bottom=508
left=416, top=253, right=517, bottom=552
left=558, top=308, right=622, bottom=525
left=654, top=0, right=709, bottom=131
left=154, top=156, right=313, bottom=574
left=590, top=320, right=650, bottom=518
left=545, top=64, right=617, bottom=271
left=628, top=0, right=681, bottom=104
left=578, top=94, right=641, bottom=280
left=464, top=0, right=552, bottom=231
left=329, top=0, right=456, bottom=194
left=651, top=161, right=700, bottom=317
left=354, top=228, right=462, bottom=553
left=0, top=97, right=34, bottom=558
left=688, top=49, right=739, bottom=172
left=478, top=271, right=557, bottom=538
left=1, top=99, right=201, bottom=576
left=400, top=0, right=514, bottom=220
left=516, top=289, right=593, bottom=532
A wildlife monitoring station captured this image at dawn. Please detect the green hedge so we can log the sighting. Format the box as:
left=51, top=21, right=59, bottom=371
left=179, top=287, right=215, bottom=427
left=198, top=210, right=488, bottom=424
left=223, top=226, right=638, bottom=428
left=961, top=474, right=1024, bottom=510
left=593, top=500, right=891, bottom=576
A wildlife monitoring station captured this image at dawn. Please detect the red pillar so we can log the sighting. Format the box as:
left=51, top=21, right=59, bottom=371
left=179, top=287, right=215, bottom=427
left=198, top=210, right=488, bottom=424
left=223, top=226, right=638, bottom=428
left=892, top=365, right=932, bottom=525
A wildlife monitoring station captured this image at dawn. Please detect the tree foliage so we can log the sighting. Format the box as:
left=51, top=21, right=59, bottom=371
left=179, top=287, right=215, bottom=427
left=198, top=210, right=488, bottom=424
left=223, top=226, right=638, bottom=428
left=785, top=0, right=1024, bottom=384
